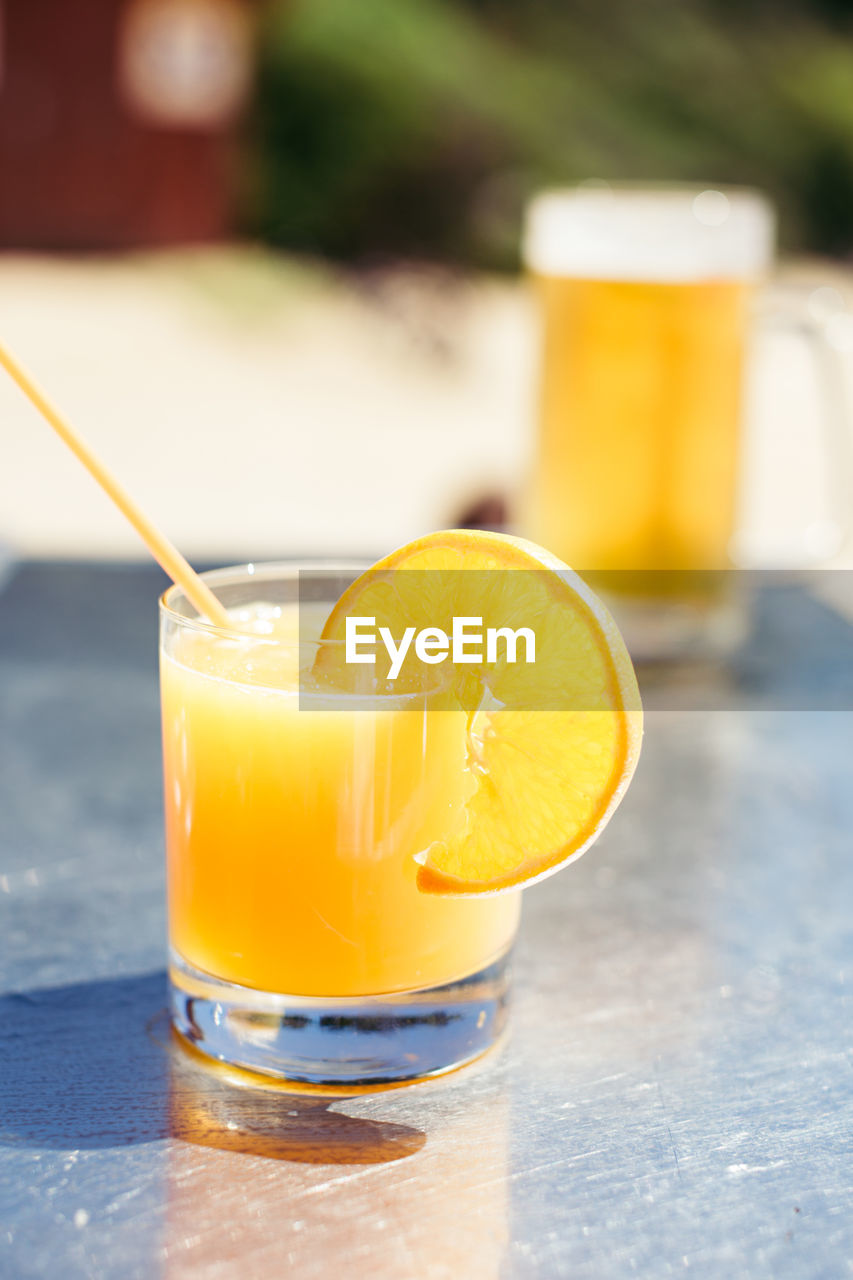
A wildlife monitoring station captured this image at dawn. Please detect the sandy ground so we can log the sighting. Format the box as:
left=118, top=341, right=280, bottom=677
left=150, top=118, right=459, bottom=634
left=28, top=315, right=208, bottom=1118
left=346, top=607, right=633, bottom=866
left=0, top=249, right=532, bottom=564
left=1, top=247, right=853, bottom=585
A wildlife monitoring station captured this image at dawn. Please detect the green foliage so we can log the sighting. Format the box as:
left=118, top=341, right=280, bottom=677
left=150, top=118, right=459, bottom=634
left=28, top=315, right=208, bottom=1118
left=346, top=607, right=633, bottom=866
left=245, top=0, right=853, bottom=265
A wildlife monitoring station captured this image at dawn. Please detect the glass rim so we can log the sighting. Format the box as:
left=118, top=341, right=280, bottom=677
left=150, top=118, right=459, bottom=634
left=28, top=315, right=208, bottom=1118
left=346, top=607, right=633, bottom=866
left=159, top=560, right=455, bottom=701
left=526, top=179, right=772, bottom=205
left=159, top=559, right=369, bottom=645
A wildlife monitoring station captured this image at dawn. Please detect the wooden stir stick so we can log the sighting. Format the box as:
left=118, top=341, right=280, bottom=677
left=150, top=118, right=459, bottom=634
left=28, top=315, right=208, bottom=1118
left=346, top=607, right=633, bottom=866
left=0, top=341, right=234, bottom=629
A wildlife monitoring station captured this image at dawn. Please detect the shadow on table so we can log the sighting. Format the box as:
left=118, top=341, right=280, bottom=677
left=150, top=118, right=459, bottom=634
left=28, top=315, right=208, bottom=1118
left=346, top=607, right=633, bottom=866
left=0, top=972, right=424, bottom=1164
left=168, top=1036, right=426, bottom=1164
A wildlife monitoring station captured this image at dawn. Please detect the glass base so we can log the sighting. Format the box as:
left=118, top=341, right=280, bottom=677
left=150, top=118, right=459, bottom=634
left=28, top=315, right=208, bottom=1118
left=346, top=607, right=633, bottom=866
left=169, top=948, right=513, bottom=1088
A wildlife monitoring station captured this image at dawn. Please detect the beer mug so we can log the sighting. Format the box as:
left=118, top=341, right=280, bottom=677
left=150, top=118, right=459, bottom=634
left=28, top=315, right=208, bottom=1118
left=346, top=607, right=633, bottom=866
left=522, top=184, right=853, bottom=659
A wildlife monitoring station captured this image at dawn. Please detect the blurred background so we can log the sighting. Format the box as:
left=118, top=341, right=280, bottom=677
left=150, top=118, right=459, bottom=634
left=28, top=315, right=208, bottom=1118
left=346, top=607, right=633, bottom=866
left=2, top=0, right=853, bottom=565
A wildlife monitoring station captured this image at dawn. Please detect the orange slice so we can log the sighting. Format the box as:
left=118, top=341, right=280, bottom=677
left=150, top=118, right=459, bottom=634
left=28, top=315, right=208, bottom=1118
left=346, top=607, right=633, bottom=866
left=318, top=530, right=642, bottom=894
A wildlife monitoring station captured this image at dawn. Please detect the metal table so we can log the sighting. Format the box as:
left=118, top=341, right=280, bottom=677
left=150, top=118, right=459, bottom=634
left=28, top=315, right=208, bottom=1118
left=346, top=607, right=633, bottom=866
left=1, top=562, right=851, bottom=1279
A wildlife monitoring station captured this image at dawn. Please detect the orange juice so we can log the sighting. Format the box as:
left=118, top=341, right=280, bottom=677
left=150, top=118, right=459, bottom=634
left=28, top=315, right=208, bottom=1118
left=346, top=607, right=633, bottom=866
left=530, top=275, right=752, bottom=572
left=160, top=598, right=519, bottom=999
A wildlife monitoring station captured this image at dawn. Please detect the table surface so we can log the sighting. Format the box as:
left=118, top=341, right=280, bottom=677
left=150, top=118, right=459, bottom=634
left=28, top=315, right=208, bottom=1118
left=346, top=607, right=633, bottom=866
left=1, top=562, right=852, bottom=1280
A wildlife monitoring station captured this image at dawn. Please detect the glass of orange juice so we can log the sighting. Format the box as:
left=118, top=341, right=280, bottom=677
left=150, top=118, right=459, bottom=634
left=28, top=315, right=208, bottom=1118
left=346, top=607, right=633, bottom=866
left=160, top=563, right=521, bottom=1088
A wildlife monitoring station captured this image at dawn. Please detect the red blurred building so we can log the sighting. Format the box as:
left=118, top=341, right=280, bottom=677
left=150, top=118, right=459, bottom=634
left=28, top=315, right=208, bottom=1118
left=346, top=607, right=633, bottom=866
left=0, top=0, right=256, bottom=249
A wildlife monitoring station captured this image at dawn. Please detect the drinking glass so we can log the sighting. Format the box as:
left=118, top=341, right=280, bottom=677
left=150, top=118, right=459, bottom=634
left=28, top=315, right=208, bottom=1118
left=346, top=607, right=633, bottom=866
left=523, top=184, right=852, bottom=659
left=160, top=563, right=520, bottom=1088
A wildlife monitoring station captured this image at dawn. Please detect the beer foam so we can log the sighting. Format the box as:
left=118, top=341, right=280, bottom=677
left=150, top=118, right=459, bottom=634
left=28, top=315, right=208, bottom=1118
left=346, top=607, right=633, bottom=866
left=523, top=186, right=775, bottom=282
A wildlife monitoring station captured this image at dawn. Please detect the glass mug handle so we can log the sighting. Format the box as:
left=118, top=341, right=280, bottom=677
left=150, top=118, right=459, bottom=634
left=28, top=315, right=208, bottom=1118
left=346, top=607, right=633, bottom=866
left=731, top=284, right=853, bottom=569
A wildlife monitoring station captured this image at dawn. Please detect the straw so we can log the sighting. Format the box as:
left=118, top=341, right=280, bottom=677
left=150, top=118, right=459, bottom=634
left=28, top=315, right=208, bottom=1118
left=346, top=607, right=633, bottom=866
left=0, top=341, right=234, bottom=630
